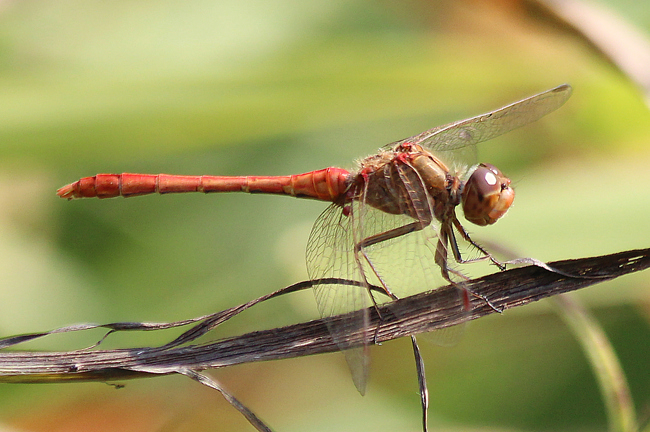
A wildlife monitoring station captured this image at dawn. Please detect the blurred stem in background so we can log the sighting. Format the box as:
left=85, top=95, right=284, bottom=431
left=554, top=294, right=638, bottom=432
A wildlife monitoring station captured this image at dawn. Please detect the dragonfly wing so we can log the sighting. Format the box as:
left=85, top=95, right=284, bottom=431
left=307, top=202, right=372, bottom=395
left=356, top=205, right=447, bottom=299
left=360, top=204, right=474, bottom=346
left=393, top=84, right=572, bottom=153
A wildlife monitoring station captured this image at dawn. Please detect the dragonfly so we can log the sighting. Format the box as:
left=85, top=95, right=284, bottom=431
left=58, top=84, right=572, bottom=394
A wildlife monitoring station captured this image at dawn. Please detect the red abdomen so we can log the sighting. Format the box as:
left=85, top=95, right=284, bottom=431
left=57, top=168, right=351, bottom=203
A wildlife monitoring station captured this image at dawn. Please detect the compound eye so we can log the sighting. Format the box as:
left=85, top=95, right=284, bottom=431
left=461, top=163, right=515, bottom=226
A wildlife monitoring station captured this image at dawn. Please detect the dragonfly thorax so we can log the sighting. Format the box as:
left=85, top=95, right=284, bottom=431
left=354, top=148, right=453, bottom=223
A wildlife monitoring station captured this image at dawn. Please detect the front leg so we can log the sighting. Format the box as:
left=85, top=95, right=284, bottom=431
left=451, top=217, right=506, bottom=271
left=435, top=224, right=471, bottom=282
left=443, top=221, right=504, bottom=313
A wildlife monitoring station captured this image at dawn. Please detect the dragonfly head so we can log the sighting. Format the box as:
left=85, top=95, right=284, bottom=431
left=461, top=163, right=514, bottom=226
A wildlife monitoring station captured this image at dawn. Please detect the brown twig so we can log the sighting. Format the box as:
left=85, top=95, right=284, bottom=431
left=0, top=247, right=647, bottom=384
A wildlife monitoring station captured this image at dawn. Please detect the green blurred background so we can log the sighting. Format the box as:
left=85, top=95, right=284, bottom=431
left=0, top=0, right=649, bottom=431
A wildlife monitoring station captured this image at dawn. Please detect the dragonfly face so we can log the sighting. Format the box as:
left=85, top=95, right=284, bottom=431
left=461, top=163, right=514, bottom=226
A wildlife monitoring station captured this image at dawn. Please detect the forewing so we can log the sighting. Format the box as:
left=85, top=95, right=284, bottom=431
left=391, top=84, right=572, bottom=154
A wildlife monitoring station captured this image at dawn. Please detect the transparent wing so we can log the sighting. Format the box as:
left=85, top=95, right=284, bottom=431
left=355, top=167, right=469, bottom=345
left=307, top=167, right=471, bottom=384
left=356, top=205, right=448, bottom=300
left=391, top=84, right=572, bottom=153
left=307, top=201, right=373, bottom=395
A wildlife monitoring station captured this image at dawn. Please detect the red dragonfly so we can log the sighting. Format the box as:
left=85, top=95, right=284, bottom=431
left=58, top=84, right=572, bottom=394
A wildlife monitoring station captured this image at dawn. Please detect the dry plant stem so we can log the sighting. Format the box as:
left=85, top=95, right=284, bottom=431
left=554, top=294, right=638, bottom=432
left=180, top=368, right=273, bottom=432
left=410, top=335, right=429, bottom=432
left=0, top=248, right=647, bottom=384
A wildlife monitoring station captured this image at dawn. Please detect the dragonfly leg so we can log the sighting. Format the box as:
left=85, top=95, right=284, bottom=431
left=434, top=227, right=455, bottom=281
left=349, top=234, right=388, bottom=340
left=350, top=247, right=388, bottom=347
left=451, top=218, right=506, bottom=270
left=355, top=221, right=427, bottom=302
left=444, top=225, right=503, bottom=313
left=434, top=234, right=477, bottom=312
